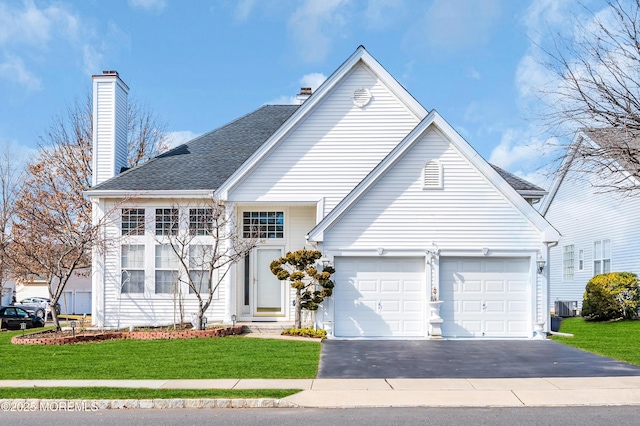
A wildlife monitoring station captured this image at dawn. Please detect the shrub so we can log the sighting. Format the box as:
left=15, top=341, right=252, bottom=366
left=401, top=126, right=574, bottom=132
left=282, top=328, right=327, bottom=339
left=581, top=272, right=640, bottom=321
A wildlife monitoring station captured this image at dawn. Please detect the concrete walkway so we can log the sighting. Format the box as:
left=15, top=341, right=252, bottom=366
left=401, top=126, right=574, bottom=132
left=3, top=377, right=640, bottom=407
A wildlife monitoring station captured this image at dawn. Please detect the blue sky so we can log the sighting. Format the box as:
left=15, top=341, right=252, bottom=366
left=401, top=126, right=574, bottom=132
left=0, top=0, right=608, bottom=188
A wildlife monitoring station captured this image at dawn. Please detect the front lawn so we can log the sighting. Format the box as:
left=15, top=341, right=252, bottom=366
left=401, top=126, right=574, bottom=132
left=552, top=317, right=640, bottom=366
left=0, top=330, right=320, bottom=379
left=0, top=387, right=299, bottom=400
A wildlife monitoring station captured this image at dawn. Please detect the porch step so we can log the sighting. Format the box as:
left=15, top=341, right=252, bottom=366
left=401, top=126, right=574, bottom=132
left=240, top=322, right=295, bottom=335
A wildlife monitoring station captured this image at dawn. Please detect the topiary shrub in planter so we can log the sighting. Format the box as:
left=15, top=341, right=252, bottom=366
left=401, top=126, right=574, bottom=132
left=581, top=272, right=640, bottom=321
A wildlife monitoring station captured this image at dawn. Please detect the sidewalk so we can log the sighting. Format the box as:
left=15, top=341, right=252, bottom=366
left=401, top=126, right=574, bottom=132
left=2, top=377, right=640, bottom=407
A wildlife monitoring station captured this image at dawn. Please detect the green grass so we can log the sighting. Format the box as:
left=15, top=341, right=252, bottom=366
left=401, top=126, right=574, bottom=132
left=0, top=330, right=320, bottom=379
left=0, top=387, right=299, bottom=400
left=552, top=317, right=640, bottom=366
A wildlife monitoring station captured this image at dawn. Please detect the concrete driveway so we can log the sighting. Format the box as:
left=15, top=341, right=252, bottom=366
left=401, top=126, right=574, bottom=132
left=318, top=340, right=640, bottom=378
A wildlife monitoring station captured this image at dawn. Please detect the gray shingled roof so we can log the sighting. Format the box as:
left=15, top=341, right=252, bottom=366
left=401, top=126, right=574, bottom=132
left=91, top=103, right=542, bottom=195
left=91, top=105, right=300, bottom=191
left=490, top=164, right=546, bottom=192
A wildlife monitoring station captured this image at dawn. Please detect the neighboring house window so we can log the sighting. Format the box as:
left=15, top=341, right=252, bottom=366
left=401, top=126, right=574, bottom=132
left=189, top=208, right=213, bottom=236
left=122, top=208, right=145, bottom=236
left=578, top=249, right=584, bottom=271
left=243, top=211, right=284, bottom=238
left=121, top=245, right=145, bottom=293
left=594, top=239, right=611, bottom=275
left=155, top=245, right=178, bottom=294
left=156, top=208, right=178, bottom=236
left=423, top=161, right=443, bottom=189
left=563, top=245, right=574, bottom=281
left=189, top=245, right=213, bottom=295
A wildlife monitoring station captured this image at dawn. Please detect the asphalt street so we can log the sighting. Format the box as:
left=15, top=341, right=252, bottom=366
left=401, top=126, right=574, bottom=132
left=2, top=407, right=640, bottom=426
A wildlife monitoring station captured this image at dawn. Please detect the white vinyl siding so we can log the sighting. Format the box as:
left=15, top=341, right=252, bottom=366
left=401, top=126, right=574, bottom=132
left=93, top=77, right=128, bottom=186
left=323, top=128, right=543, bottom=251
left=563, top=245, right=574, bottom=281
left=228, top=63, right=421, bottom=214
left=545, top=158, right=640, bottom=307
left=97, top=199, right=228, bottom=328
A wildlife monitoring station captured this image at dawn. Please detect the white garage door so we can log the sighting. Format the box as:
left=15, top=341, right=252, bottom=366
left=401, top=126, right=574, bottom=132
left=75, top=292, right=92, bottom=314
left=440, top=257, right=531, bottom=338
left=334, top=257, right=425, bottom=338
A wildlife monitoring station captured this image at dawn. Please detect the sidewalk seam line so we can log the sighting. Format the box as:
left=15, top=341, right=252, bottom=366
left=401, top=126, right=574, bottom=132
left=510, top=390, right=525, bottom=406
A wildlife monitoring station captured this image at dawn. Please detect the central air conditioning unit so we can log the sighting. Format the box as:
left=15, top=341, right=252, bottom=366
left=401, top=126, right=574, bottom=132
left=554, top=300, right=578, bottom=317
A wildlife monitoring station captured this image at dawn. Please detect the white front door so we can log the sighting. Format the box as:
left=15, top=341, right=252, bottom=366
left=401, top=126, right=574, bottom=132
left=253, top=247, right=285, bottom=317
left=439, top=257, right=531, bottom=338
left=334, top=257, right=426, bottom=338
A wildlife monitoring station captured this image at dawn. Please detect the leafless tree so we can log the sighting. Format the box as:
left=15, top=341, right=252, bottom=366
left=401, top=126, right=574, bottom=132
left=0, top=147, right=26, bottom=303
left=154, top=199, right=258, bottom=330
left=7, top=92, right=168, bottom=330
left=539, top=0, right=640, bottom=193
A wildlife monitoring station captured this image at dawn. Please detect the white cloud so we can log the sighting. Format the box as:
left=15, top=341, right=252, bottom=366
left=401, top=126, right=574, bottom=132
left=406, top=0, right=501, bottom=52
left=288, top=0, right=349, bottom=63
left=234, top=0, right=257, bottom=22
left=467, top=67, right=481, bottom=81
left=165, top=131, right=201, bottom=150
left=363, top=0, right=405, bottom=29
left=128, top=0, right=167, bottom=14
left=0, top=55, right=41, bottom=91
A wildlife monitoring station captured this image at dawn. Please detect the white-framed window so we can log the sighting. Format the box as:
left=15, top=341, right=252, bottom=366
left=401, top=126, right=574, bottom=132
left=121, top=245, right=145, bottom=293
left=594, top=239, right=611, bottom=275
left=422, top=161, right=443, bottom=189
left=188, top=244, right=214, bottom=296
left=122, top=208, right=145, bottom=236
left=155, top=245, right=178, bottom=294
left=243, top=211, right=284, bottom=238
left=155, top=208, right=178, bottom=236
left=578, top=249, right=584, bottom=271
left=189, top=208, right=213, bottom=236
left=563, top=244, right=574, bottom=281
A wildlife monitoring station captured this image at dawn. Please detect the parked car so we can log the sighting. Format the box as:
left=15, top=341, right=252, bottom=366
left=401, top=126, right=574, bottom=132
left=0, top=306, right=45, bottom=330
left=18, top=297, right=61, bottom=318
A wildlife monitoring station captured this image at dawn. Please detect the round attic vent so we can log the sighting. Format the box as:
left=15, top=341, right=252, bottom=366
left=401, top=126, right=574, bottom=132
left=352, top=88, right=372, bottom=108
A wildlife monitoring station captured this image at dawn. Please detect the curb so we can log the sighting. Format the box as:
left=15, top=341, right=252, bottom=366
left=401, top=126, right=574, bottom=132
left=0, top=398, right=299, bottom=411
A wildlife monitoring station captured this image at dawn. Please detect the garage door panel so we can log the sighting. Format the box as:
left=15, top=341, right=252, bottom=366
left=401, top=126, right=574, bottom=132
left=381, top=280, right=400, bottom=292
left=485, top=300, right=505, bottom=313
left=462, top=300, right=482, bottom=313
left=508, top=281, right=527, bottom=292
left=440, top=257, right=531, bottom=338
left=508, top=300, right=527, bottom=313
left=462, top=280, right=482, bottom=293
left=404, top=280, right=422, bottom=292
left=334, top=257, right=425, bottom=338
left=358, top=280, right=377, bottom=292
left=485, top=281, right=505, bottom=293
left=403, top=300, right=422, bottom=312
left=382, top=300, right=400, bottom=312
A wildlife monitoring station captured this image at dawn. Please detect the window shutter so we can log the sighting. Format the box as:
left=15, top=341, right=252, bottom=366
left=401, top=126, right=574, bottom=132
left=423, top=161, right=442, bottom=189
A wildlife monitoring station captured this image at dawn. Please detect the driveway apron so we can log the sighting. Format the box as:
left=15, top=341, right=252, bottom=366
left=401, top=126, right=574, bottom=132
left=318, top=340, right=640, bottom=378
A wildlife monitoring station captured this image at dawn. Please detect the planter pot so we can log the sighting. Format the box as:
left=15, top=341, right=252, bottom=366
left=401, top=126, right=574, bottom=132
left=427, top=301, right=444, bottom=339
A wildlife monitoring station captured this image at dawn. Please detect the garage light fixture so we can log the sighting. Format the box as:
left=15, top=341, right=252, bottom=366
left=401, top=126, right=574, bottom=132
left=536, top=254, right=546, bottom=274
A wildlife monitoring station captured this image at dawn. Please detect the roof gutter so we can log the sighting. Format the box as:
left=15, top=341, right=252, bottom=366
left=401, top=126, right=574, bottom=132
left=83, top=189, right=215, bottom=199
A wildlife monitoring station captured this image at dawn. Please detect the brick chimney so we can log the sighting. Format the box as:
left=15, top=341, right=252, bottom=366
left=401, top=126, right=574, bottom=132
left=296, top=87, right=312, bottom=104
left=92, top=70, right=129, bottom=187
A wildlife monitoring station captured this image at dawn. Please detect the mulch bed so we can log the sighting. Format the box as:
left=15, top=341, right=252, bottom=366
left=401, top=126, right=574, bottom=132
left=11, top=325, right=244, bottom=345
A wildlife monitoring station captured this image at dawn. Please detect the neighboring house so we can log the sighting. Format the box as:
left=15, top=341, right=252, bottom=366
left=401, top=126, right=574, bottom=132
left=541, top=129, right=640, bottom=312
left=13, top=269, right=92, bottom=315
left=1, top=279, right=15, bottom=306
left=86, top=46, right=559, bottom=338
